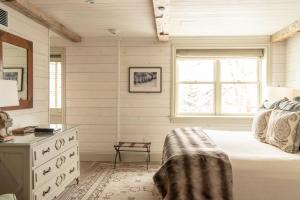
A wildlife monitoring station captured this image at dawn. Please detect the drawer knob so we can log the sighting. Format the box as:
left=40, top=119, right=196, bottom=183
left=60, top=138, right=65, bottom=146
left=56, top=158, right=63, bottom=169
left=56, top=156, right=66, bottom=169
left=42, top=167, right=51, bottom=175
left=55, top=175, right=62, bottom=186
left=69, top=136, right=75, bottom=142
left=55, top=139, right=62, bottom=150
left=42, top=147, right=50, bottom=155
left=42, top=186, right=51, bottom=197
left=69, top=152, right=75, bottom=158
left=69, top=167, right=75, bottom=174
left=56, top=173, right=66, bottom=187
left=61, top=173, right=66, bottom=180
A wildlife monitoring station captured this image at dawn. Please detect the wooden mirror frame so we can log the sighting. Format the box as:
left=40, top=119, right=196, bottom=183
left=0, top=30, right=33, bottom=110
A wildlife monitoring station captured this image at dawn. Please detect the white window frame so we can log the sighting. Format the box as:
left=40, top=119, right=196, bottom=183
left=49, top=47, right=66, bottom=124
left=171, top=44, right=270, bottom=122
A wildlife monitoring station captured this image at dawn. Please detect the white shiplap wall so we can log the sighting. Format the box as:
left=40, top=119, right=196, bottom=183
left=51, top=37, right=118, bottom=160
left=120, top=37, right=286, bottom=157
left=286, top=33, right=300, bottom=88
left=0, top=3, right=49, bottom=127
left=120, top=38, right=172, bottom=157
left=271, top=41, right=286, bottom=86
left=51, top=36, right=286, bottom=160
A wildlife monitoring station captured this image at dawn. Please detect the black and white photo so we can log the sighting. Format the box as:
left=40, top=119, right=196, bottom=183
left=129, top=67, right=162, bottom=93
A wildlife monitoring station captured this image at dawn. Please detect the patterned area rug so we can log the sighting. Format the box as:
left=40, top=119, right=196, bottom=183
left=57, top=162, right=161, bottom=200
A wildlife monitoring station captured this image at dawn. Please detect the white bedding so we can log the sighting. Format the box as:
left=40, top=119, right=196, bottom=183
left=204, top=129, right=300, bottom=200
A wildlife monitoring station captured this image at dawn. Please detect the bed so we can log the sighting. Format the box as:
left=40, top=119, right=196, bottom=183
left=154, top=128, right=300, bottom=200
left=205, top=129, right=300, bottom=200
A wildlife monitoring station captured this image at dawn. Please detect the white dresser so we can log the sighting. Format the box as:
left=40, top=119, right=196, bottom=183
left=0, top=124, right=80, bottom=200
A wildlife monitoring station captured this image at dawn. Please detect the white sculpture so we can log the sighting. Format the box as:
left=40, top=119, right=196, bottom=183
left=0, top=111, right=13, bottom=138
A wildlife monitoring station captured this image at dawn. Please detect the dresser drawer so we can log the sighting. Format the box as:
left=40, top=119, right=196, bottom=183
left=33, top=145, right=79, bottom=189
left=32, top=129, right=78, bottom=167
left=33, top=161, right=79, bottom=200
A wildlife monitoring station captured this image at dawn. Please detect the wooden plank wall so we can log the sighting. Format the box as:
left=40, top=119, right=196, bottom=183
left=51, top=37, right=118, bottom=160
left=51, top=36, right=287, bottom=161
left=120, top=38, right=172, bottom=156
left=0, top=3, right=49, bottom=126
left=286, top=33, right=300, bottom=87
left=271, top=41, right=286, bottom=87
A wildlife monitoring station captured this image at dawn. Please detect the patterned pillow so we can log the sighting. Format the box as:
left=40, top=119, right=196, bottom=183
left=252, top=109, right=272, bottom=142
left=265, top=110, right=300, bottom=153
left=261, top=97, right=289, bottom=109
left=278, top=99, right=300, bottom=111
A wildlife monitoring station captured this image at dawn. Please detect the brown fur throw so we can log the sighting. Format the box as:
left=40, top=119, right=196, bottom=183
left=153, top=127, right=233, bottom=200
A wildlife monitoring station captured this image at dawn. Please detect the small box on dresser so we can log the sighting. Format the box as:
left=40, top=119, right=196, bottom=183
left=0, top=124, right=80, bottom=200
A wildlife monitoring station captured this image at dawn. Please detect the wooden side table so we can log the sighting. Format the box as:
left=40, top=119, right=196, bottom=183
left=113, top=142, right=151, bottom=169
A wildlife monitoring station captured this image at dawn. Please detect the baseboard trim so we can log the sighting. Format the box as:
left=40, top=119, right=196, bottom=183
left=80, top=152, right=162, bottom=162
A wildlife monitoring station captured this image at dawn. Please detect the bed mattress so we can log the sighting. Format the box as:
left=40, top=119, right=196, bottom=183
left=204, top=129, right=300, bottom=200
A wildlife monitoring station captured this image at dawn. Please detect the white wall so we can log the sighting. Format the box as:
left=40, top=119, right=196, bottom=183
left=51, top=36, right=286, bottom=161
left=51, top=37, right=118, bottom=160
left=0, top=3, right=49, bottom=127
left=286, top=33, right=300, bottom=88
left=271, top=41, right=286, bottom=87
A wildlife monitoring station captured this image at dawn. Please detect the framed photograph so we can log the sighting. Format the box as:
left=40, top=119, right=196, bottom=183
left=3, top=67, right=24, bottom=92
left=129, top=67, right=162, bottom=93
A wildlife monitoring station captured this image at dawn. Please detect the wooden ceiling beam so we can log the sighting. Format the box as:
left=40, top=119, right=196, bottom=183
left=1, top=0, right=82, bottom=42
left=152, top=0, right=170, bottom=42
left=272, top=20, right=300, bottom=42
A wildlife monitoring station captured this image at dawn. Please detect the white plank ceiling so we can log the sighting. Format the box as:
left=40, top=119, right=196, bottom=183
left=29, top=0, right=300, bottom=37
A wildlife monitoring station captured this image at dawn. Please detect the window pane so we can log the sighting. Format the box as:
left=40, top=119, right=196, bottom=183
left=49, top=61, right=62, bottom=109
left=177, top=59, right=214, bottom=82
left=49, top=62, right=56, bottom=108
left=220, top=58, right=258, bottom=82
left=221, top=84, right=257, bottom=114
left=57, top=62, right=62, bottom=108
left=178, top=84, right=214, bottom=114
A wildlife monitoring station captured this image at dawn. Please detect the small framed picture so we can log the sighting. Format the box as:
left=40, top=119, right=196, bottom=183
left=129, top=67, right=162, bottom=93
left=3, top=67, right=24, bottom=92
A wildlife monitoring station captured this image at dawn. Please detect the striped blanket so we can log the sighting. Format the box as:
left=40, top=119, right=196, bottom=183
left=153, top=127, right=233, bottom=200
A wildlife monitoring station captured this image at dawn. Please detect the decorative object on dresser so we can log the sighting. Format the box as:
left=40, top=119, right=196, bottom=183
left=114, top=142, right=151, bottom=169
left=129, top=67, right=162, bottom=93
left=34, top=125, right=62, bottom=134
left=0, top=80, right=19, bottom=142
left=12, top=126, right=36, bottom=136
left=0, top=124, right=80, bottom=200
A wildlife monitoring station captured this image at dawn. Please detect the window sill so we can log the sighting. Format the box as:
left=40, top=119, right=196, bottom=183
left=170, top=115, right=254, bottom=123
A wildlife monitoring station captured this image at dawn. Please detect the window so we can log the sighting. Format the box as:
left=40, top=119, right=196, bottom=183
left=175, top=49, right=263, bottom=116
left=49, top=60, right=62, bottom=109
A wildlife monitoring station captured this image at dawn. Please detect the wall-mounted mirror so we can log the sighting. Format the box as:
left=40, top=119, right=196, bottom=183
left=0, top=30, right=33, bottom=110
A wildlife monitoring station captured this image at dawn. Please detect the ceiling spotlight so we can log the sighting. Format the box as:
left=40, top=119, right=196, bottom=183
left=158, top=6, right=165, bottom=11
left=86, top=0, right=95, bottom=4
left=107, top=28, right=120, bottom=36
left=156, top=6, right=165, bottom=18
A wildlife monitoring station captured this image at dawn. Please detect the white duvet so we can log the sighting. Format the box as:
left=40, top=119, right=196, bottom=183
left=204, top=129, right=300, bottom=200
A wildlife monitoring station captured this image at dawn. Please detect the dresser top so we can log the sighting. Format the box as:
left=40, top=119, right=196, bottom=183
left=0, top=124, right=78, bottom=147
